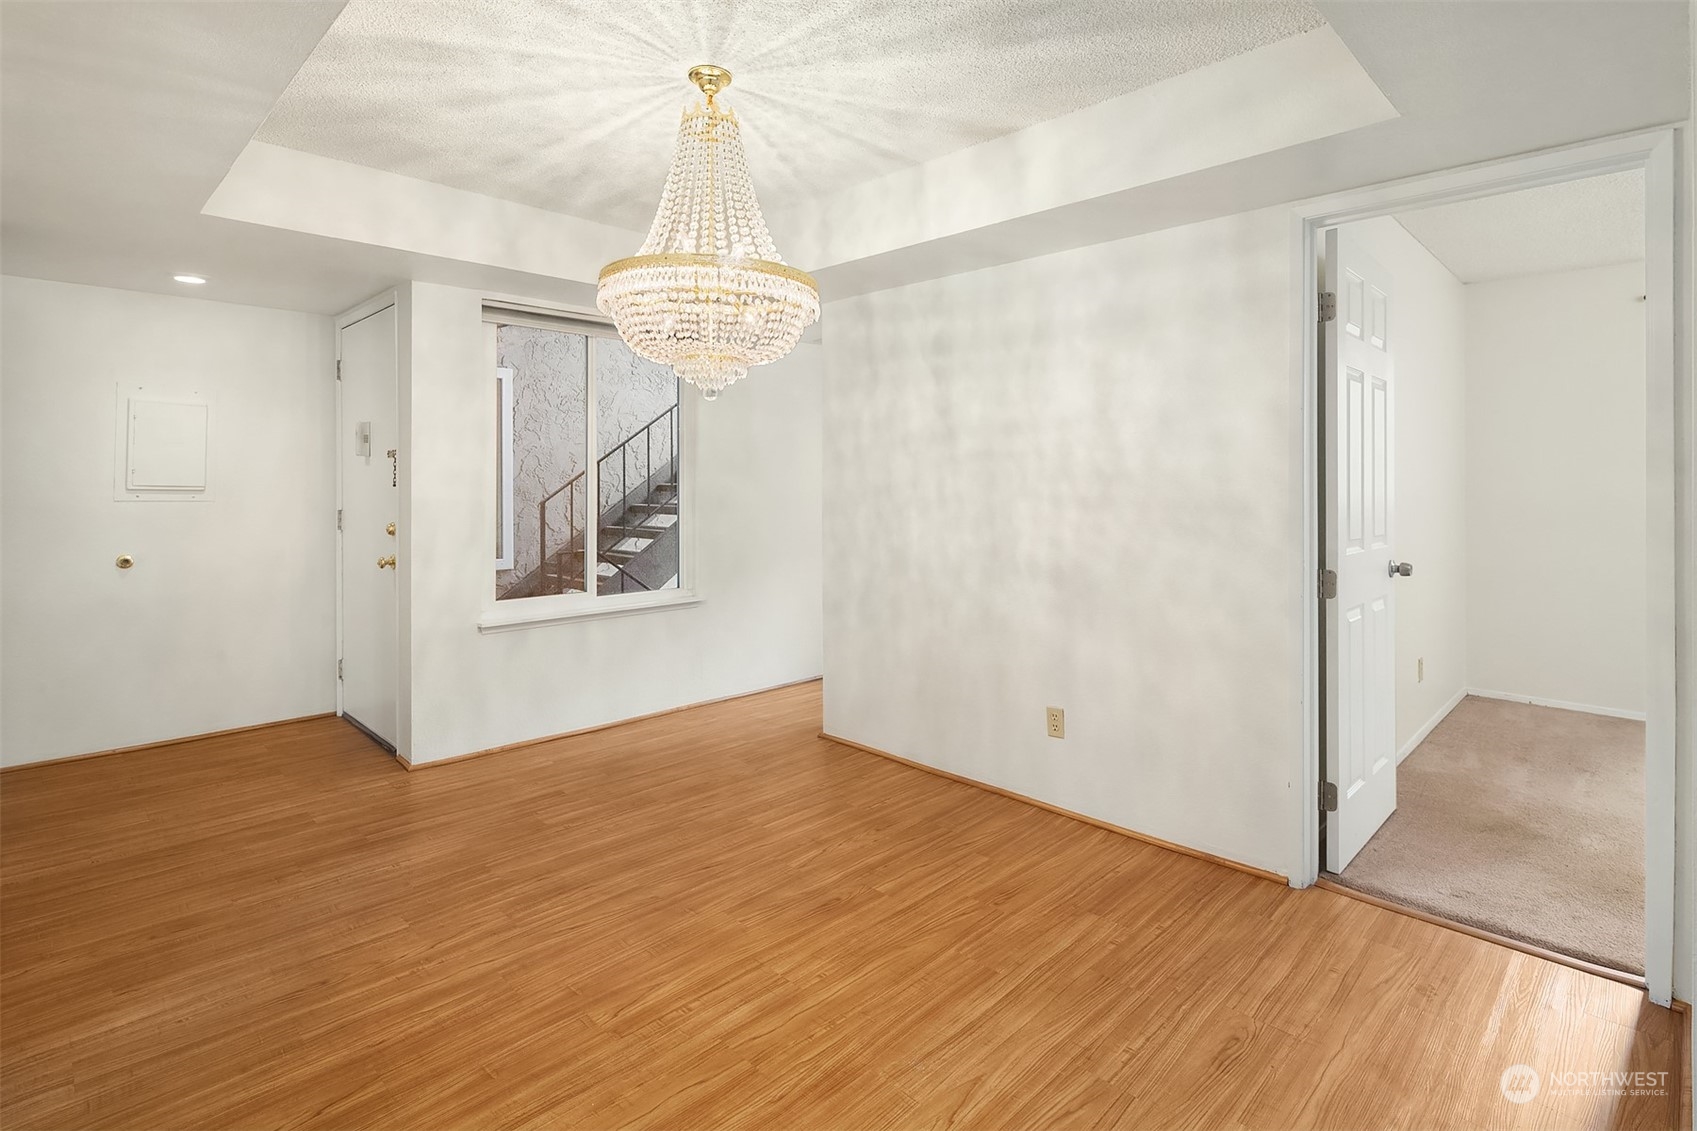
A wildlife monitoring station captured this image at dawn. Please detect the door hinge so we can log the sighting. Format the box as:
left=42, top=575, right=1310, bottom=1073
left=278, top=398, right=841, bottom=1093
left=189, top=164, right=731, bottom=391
left=337, top=658, right=343, bottom=681
left=1319, top=781, right=1338, bottom=812
left=1319, top=291, right=1337, bottom=323
left=1318, top=568, right=1338, bottom=599
left=336, top=508, right=343, bottom=531
left=335, top=359, right=342, bottom=381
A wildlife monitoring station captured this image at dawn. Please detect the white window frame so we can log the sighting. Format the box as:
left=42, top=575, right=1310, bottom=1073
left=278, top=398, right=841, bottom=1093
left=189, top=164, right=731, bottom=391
left=477, top=304, right=699, bottom=632
left=494, top=365, right=515, bottom=571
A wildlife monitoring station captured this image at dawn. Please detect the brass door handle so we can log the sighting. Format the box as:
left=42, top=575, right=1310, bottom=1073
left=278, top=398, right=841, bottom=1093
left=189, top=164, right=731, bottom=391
left=386, top=522, right=396, bottom=536
left=377, top=555, right=396, bottom=569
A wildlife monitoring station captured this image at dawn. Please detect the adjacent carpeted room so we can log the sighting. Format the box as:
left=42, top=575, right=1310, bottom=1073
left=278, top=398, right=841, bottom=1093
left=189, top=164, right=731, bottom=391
left=1332, top=695, right=1644, bottom=974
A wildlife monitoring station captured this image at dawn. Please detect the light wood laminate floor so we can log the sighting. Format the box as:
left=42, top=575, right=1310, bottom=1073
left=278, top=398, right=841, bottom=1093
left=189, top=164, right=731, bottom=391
left=1, top=682, right=1684, bottom=1129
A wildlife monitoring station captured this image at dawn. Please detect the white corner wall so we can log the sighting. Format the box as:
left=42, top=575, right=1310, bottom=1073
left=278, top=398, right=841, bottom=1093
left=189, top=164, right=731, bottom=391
left=1465, top=262, right=1648, bottom=717
left=822, top=208, right=1302, bottom=877
left=1343, top=218, right=1470, bottom=758
left=0, top=276, right=336, bottom=765
left=400, top=282, right=823, bottom=764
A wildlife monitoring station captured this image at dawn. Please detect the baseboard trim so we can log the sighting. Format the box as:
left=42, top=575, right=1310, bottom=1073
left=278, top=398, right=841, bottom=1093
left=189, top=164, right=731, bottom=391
left=340, top=712, right=396, bottom=756
left=1314, top=877, right=1647, bottom=991
left=1466, top=687, right=1646, bottom=722
left=1679, top=999, right=1692, bottom=1131
left=1, top=712, right=338, bottom=774
left=818, top=731, right=1287, bottom=887
left=396, top=676, right=824, bottom=771
left=1398, top=686, right=1467, bottom=763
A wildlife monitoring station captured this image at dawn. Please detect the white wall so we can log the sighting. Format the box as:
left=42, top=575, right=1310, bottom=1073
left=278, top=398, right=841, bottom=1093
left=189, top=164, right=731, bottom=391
left=1466, top=262, right=1647, bottom=716
left=1342, top=218, right=1470, bottom=757
left=822, top=208, right=1303, bottom=877
left=0, top=276, right=336, bottom=765
left=400, top=282, right=823, bottom=764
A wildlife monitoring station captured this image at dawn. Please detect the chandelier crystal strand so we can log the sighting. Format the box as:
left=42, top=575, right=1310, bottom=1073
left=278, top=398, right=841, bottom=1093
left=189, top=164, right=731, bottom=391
left=597, top=65, right=819, bottom=400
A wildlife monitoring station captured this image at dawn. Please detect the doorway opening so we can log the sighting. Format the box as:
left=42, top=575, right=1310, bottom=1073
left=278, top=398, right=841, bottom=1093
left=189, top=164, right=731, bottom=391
left=1319, top=170, right=1648, bottom=977
left=1293, top=129, right=1680, bottom=1006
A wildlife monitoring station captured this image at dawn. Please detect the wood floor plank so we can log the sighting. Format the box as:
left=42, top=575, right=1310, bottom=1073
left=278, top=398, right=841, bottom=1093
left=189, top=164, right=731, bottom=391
left=1, top=682, right=1683, bottom=1130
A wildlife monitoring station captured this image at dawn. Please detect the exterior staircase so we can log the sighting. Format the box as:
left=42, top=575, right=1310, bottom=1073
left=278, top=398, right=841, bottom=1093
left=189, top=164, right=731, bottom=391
left=585, top=467, right=681, bottom=594
left=528, top=471, right=678, bottom=596
left=502, top=405, right=680, bottom=599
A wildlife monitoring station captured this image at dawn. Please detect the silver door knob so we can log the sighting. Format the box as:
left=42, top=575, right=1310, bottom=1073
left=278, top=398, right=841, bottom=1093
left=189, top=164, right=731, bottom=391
left=1389, top=560, right=1413, bottom=578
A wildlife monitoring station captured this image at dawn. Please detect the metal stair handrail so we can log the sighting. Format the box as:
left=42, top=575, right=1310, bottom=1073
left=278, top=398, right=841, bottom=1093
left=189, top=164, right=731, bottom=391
left=534, top=401, right=680, bottom=595
left=537, top=469, right=585, bottom=586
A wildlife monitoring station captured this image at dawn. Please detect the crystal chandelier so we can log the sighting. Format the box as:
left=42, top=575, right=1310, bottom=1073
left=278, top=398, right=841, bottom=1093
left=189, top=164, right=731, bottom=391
left=597, top=65, right=819, bottom=400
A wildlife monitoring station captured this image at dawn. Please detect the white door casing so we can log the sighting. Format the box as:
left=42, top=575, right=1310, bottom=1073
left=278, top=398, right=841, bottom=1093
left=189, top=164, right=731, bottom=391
left=338, top=303, right=399, bottom=748
left=1294, top=128, right=1678, bottom=1006
left=1324, top=229, right=1397, bottom=872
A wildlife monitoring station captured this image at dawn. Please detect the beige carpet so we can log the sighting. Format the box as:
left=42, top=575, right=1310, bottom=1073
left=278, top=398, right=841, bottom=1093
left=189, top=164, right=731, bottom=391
left=1332, top=695, right=1644, bottom=974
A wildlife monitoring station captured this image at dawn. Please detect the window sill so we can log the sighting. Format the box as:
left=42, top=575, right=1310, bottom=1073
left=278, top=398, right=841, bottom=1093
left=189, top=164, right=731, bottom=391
left=476, top=590, right=702, bottom=634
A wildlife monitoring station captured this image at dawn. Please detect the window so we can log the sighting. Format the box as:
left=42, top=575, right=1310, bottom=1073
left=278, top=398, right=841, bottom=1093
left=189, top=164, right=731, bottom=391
left=487, top=308, right=683, bottom=605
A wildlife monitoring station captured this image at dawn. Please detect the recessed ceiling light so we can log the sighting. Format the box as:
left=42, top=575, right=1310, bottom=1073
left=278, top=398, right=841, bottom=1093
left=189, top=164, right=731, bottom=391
left=172, top=274, right=207, bottom=285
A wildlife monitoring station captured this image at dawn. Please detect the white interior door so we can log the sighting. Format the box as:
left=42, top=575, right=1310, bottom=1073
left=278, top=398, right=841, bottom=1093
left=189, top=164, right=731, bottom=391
left=338, top=304, right=399, bottom=749
left=1324, top=229, right=1398, bottom=872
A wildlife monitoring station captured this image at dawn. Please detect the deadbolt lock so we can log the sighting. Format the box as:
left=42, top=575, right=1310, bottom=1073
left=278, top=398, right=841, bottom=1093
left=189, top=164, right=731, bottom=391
left=386, top=522, right=396, bottom=536
left=377, top=555, right=396, bottom=570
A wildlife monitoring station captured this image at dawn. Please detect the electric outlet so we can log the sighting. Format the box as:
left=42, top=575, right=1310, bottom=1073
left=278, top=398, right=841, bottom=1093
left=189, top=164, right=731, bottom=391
left=1046, top=707, right=1065, bottom=739
left=1417, top=657, right=1425, bottom=683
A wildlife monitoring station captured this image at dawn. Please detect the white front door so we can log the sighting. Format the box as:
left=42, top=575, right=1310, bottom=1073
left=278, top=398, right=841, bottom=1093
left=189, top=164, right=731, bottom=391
left=338, top=303, right=399, bottom=749
left=1324, top=229, right=1398, bottom=871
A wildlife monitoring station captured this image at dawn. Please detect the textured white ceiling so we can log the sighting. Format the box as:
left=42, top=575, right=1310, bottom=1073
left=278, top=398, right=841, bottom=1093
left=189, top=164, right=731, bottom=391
left=0, top=1, right=401, bottom=313
left=1394, top=170, right=1645, bottom=283
left=2, top=1, right=1687, bottom=314
left=254, top=0, right=1326, bottom=230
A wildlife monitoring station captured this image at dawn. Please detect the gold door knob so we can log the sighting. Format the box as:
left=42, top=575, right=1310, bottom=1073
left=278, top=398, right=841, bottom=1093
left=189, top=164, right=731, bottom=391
left=386, top=522, right=396, bottom=536
left=377, top=555, right=396, bottom=569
